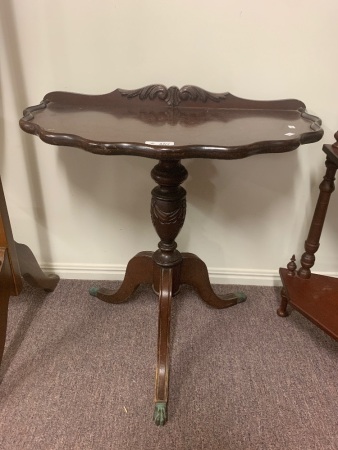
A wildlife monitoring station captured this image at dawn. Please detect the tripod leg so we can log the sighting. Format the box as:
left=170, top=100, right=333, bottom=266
left=180, top=253, right=246, bottom=308
left=15, top=242, right=59, bottom=292
left=153, top=267, right=173, bottom=426
left=89, top=251, right=154, bottom=304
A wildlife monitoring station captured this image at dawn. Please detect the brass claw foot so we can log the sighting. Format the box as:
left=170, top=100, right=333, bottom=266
left=153, top=402, right=167, bottom=426
left=226, top=291, right=247, bottom=303
left=89, top=286, right=99, bottom=297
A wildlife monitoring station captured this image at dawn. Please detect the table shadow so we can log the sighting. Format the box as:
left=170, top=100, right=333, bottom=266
left=0, top=0, right=55, bottom=264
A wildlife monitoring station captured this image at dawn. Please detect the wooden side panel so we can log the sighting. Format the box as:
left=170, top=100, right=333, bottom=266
left=0, top=178, right=22, bottom=295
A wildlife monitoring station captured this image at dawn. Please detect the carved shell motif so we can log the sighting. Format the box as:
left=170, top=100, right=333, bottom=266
left=118, top=85, right=228, bottom=107
left=334, top=130, right=338, bottom=148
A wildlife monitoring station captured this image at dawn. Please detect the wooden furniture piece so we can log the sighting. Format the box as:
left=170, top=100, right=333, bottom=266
left=278, top=131, right=338, bottom=341
left=0, top=177, right=59, bottom=368
left=19, top=85, right=323, bottom=425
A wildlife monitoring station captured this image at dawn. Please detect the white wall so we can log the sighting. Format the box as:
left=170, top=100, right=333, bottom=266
left=1, top=0, right=337, bottom=285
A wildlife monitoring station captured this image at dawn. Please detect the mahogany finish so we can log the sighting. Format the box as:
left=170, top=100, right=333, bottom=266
left=20, top=85, right=323, bottom=425
left=279, top=131, right=338, bottom=340
left=20, top=85, right=323, bottom=160
left=0, top=178, right=59, bottom=367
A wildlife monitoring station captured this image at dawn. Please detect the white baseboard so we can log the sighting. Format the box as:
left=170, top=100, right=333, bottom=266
left=40, top=262, right=283, bottom=286
left=206, top=267, right=282, bottom=286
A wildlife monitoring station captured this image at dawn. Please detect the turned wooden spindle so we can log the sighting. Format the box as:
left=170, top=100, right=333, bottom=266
left=150, top=160, right=187, bottom=291
left=333, top=131, right=338, bottom=148
left=286, top=255, right=297, bottom=276
left=297, top=157, right=337, bottom=279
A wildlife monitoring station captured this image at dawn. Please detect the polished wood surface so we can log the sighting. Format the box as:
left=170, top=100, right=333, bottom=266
left=20, top=85, right=323, bottom=160
left=20, top=85, right=323, bottom=425
left=279, top=131, right=338, bottom=341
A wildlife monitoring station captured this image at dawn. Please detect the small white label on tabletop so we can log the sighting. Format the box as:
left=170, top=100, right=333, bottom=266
left=288, top=125, right=296, bottom=129
left=145, top=141, right=175, bottom=146
left=285, top=133, right=295, bottom=136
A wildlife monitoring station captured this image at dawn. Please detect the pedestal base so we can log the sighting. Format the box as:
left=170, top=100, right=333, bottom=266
left=89, top=159, right=246, bottom=425
left=90, top=250, right=246, bottom=425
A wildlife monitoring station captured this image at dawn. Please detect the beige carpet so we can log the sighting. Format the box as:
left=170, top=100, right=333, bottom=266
left=0, top=280, right=337, bottom=449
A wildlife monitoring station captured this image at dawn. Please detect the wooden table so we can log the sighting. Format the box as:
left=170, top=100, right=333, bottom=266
left=278, top=131, right=338, bottom=341
left=19, top=84, right=323, bottom=425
